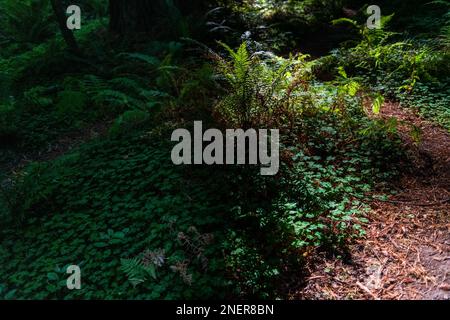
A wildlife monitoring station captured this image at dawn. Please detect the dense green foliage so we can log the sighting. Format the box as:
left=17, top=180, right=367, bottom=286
left=0, top=0, right=448, bottom=299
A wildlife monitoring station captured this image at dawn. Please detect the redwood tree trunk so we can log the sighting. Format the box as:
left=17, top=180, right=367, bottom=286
left=50, top=0, right=80, bottom=53
left=109, top=0, right=155, bottom=34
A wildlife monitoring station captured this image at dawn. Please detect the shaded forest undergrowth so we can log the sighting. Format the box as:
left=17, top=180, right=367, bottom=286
left=300, top=102, right=450, bottom=299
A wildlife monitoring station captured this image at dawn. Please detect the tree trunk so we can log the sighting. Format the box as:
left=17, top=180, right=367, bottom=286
left=50, top=0, right=80, bottom=54
left=109, top=0, right=155, bottom=34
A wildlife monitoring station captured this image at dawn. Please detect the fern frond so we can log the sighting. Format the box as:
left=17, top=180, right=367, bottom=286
left=120, top=256, right=157, bottom=287
left=426, top=1, right=450, bottom=8
left=109, top=77, right=144, bottom=95
left=120, top=258, right=146, bottom=287
left=93, top=89, right=132, bottom=106
left=0, top=0, right=53, bottom=43
left=82, top=75, right=108, bottom=94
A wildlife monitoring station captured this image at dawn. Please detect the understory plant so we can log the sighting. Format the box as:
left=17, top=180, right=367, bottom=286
left=210, top=41, right=403, bottom=297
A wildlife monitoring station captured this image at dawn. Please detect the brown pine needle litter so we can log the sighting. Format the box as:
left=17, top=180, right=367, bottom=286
left=296, top=102, right=450, bottom=300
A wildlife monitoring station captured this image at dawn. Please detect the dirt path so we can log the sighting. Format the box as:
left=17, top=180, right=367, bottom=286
left=298, top=102, right=450, bottom=300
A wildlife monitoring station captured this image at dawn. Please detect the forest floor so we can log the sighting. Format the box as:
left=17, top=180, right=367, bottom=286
left=0, top=121, right=110, bottom=180
left=298, top=102, right=450, bottom=300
